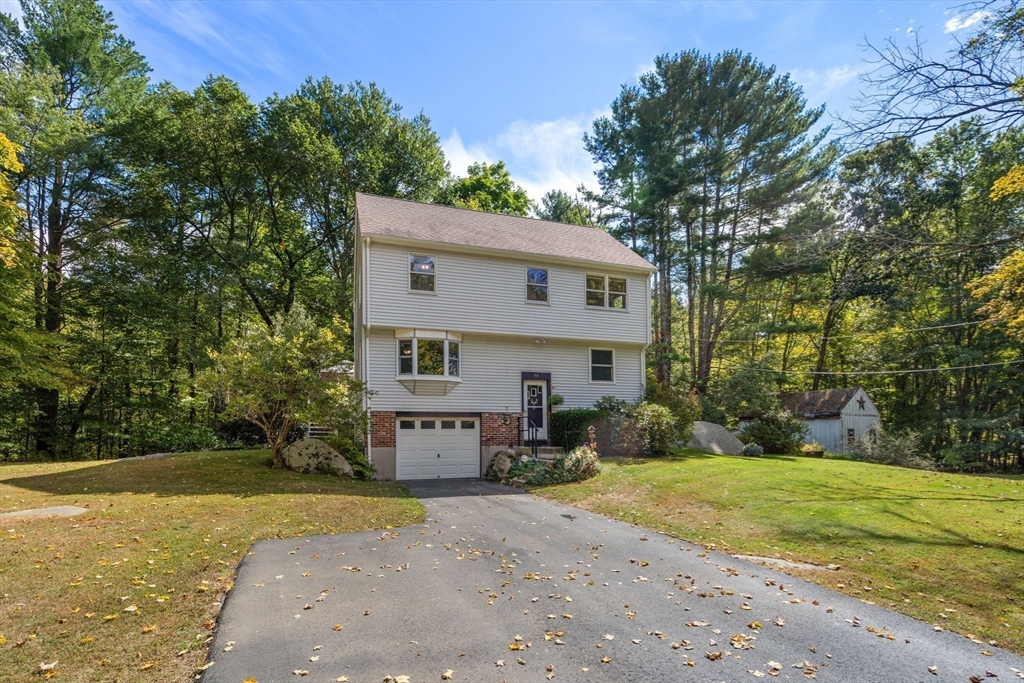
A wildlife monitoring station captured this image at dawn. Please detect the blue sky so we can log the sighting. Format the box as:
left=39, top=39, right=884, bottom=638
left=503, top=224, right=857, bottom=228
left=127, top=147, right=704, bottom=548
left=0, top=0, right=988, bottom=201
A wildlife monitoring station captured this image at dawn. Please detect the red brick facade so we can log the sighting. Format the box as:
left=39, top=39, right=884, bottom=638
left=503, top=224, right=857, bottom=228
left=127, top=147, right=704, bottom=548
left=369, top=411, right=396, bottom=448
left=481, top=412, right=523, bottom=449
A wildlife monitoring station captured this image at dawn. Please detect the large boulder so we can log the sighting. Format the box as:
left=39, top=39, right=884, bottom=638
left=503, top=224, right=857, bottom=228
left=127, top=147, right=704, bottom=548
left=283, top=438, right=354, bottom=477
left=486, top=450, right=514, bottom=481
left=686, top=421, right=745, bottom=456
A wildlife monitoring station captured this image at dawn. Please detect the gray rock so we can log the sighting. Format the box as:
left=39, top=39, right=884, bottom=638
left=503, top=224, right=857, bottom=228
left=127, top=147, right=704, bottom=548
left=686, top=421, right=745, bottom=456
left=0, top=505, right=88, bottom=520
left=489, top=450, right=514, bottom=480
left=282, top=438, right=353, bottom=477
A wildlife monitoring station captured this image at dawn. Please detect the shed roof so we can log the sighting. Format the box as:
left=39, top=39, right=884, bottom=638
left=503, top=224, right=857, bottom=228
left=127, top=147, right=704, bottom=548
left=779, top=388, right=862, bottom=419
left=355, top=193, right=655, bottom=272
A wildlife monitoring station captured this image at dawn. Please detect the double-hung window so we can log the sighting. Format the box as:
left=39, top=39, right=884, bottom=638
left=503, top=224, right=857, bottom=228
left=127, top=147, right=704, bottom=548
left=590, top=348, right=614, bottom=382
left=396, top=331, right=461, bottom=379
left=586, top=274, right=627, bottom=309
left=409, top=254, right=435, bottom=292
left=526, top=266, right=549, bottom=302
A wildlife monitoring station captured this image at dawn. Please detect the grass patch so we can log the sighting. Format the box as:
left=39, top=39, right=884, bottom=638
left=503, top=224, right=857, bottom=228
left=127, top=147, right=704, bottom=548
left=0, top=450, right=422, bottom=681
left=534, top=449, right=1024, bottom=654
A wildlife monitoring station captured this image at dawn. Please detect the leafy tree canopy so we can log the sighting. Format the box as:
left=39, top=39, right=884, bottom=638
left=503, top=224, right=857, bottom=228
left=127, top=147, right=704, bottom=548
left=439, top=161, right=532, bottom=216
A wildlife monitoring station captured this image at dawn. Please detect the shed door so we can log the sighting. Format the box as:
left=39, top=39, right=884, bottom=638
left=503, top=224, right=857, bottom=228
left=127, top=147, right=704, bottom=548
left=396, top=418, right=480, bottom=480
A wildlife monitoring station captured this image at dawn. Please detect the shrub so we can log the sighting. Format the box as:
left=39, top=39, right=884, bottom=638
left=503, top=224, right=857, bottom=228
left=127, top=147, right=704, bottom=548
left=719, top=369, right=783, bottom=421
left=523, top=445, right=601, bottom=486
left=645, top=384, right=701, bottom=444
left=548, top=393, right=565, bottom=407
left=800, top=442, right=826, bottom=458
left=741, top=409, right=807, bottom=454
left=323, top=435, right=376, bottom=480
left=550, top=409, right=602, bottom=451
left=850, top=430, right=934, bottom=471
left=742, top=443, right=764, bottom=457
left=593, top=395, right=630, bottom=414
left=629, top=401, right=678, bottom=456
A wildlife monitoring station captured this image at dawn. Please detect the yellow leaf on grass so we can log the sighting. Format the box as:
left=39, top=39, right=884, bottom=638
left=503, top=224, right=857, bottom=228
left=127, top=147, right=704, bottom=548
left=140, top=661, right=156, bottom=670
left=103, top=614, right=118, bottom=621
left=142, top=625, right=157, bottom=634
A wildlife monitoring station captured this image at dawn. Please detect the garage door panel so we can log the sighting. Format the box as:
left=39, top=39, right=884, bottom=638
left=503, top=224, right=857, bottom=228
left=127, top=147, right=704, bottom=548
left=396, top=417, right=479, bottom=480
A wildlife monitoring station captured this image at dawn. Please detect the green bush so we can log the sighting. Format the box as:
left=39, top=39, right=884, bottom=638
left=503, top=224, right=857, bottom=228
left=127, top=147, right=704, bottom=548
left=593, top=396, right=630, bottom=414
left=524, top=445, right=601, bottom=486
left=629, top=402, right=677, bottom=456
left=549, top=409, right=603, bottom=451
left=850, top=430, right=934, bottom=471
left=324, top=435, right=376, bottom=480
left=740, top=409, right=807, bottom=454
left=800, top=442, right=826, bottom=457
left=645, top=384, right=701, bottom=444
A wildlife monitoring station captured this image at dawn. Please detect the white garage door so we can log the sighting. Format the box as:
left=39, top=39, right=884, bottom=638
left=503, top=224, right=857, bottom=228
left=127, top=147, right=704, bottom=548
left=396, top=417, right=480, bottom=480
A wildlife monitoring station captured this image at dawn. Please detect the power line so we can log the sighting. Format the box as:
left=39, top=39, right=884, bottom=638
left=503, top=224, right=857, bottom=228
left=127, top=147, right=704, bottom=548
left=741, top=359, right=1024, bottom=376
left=704, top=320, right=985, bottom=344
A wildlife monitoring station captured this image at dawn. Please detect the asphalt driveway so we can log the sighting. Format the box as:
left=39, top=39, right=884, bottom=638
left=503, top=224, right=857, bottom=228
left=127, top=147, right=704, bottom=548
left=205, top=479, right=1023, bottom=682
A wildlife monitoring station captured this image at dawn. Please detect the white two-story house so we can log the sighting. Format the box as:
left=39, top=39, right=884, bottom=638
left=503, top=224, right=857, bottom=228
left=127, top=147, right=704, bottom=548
left=353, top=193, right=655, bottom=480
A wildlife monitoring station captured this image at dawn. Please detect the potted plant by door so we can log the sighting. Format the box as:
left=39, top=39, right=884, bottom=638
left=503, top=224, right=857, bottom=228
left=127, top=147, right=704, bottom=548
left=548, top=393, right=565, bottom=411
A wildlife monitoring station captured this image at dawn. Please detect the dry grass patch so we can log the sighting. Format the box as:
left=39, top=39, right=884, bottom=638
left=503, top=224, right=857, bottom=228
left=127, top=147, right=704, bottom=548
left=0, top=450, right=422, bottom=682
left=535, top=450, right=1024, bottom=654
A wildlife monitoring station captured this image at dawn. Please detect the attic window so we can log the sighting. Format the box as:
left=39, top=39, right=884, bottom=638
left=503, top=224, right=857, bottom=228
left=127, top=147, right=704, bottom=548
left=409, top=254, right=435, bottom=292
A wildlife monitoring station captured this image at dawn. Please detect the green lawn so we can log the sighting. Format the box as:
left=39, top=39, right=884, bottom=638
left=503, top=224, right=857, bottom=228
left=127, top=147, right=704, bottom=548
left=534, top=450, right=1024, bottom=654
left=0, top=450, right=423, bottom=682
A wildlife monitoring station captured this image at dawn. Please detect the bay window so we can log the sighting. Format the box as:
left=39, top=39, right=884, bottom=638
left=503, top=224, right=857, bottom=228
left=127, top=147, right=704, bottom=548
left=395, top=330, right=461, bottom=379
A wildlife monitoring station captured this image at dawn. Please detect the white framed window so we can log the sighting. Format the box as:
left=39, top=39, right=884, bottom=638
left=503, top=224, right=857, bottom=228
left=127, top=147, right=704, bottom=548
left=590, top=348, right=614, bottom=383
left=396, top=330, right=461, bottom=379
left=526, top=266, right=549, bottom=303
left=409, top=254, right=436, bottom=292
left=585, top=274, right=627, bottom=309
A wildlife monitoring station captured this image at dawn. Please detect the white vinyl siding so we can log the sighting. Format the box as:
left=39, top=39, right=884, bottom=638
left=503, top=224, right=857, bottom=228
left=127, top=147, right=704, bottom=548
left=365, top=328, right=644, bottom=412
left=365, top=242, right=648, bottom=344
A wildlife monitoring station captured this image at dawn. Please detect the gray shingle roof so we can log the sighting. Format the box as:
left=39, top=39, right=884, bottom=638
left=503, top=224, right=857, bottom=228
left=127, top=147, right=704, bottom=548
left=355, top=193, right=655, bottom=271
left=779, top=388, right=861, bottom=419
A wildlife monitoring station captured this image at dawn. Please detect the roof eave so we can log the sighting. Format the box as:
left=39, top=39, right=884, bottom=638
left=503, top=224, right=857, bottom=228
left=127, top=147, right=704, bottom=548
left=363, top=233, right=657, bottom=274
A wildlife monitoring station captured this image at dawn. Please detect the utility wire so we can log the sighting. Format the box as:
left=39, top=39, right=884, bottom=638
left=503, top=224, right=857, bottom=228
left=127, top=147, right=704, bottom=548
left=703, top=320, right=985, bottom=344
left=741, top=359, right=1024, bottom=376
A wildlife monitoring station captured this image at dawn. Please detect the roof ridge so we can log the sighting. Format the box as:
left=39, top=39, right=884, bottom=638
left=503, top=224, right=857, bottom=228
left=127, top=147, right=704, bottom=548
left=355, top=191, right=603, bottom=232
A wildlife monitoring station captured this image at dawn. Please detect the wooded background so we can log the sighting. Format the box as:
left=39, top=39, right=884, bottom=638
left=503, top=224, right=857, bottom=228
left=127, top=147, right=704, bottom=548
left=1, top=0, right=1021, bottom=471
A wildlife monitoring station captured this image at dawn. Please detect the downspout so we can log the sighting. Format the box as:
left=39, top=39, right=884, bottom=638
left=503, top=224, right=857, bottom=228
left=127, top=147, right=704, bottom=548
left=363, top=234, right=372, bottom=471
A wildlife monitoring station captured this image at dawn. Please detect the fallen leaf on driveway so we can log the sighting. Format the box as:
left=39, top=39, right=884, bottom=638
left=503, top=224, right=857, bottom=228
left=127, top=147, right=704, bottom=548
left=600, top=655, right=612, bottom=663
left=293, top=670, right=308, bottom=677
left=928, top=666, right=937, bottom=675
left=705, top=651, right=723, bottom=661
left=442, top=669, right=454, bottom=680
left=333, top=624, right=343, bottom=631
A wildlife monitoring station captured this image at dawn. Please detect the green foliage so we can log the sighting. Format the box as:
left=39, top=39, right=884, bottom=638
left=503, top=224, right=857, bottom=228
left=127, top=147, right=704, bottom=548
left=849, top=430, right=934, bottom=471
left=628, top=402, right=677, bottom=457
left=800, top=442, right=826, bottom=458
left=549, top=409, right=602, bottom=451
left=548, top=393, right=564, bottom=407
left=203, top=307, right=368, bottom=467
left=524, top=445, right=601, bottom=486
left=644, top=384, right=700, bottom=444
left=718, top=369, right=782, bottom=421
left=439, top=161, right=533, bottom=216
left=536, top=190, right=597, bottom=226
left=592, top=395, right=629, bottom=414
left=323, top=435, right=376, bottom=481
left=740, top=409, right=807, bottom=454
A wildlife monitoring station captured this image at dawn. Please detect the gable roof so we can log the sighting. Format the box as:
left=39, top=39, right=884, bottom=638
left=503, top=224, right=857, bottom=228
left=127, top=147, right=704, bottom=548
left=355, top=193, right=655, bottom=272
left=779, top=388, right=862, bottom=419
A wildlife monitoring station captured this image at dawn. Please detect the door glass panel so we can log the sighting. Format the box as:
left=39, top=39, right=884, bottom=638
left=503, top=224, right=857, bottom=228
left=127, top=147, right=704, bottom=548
left=421, top=420, right=436, bottom=429
left=441, top=420, right=456, bottom=429
left=399, top=420, right=415, bottom=429
left=460, top=420, right=475, bottom=429
left=417, top=340, right=444, bottom=375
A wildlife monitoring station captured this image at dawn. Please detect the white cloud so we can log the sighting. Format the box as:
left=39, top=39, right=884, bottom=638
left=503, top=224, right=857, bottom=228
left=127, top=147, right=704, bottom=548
left=789, top=64, right=860, bottom=104
left=944, top=9, right=990, bottom=33
left=634, top=61, right=656, bottom=82
left=442, top=110, right=608, bottom=205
